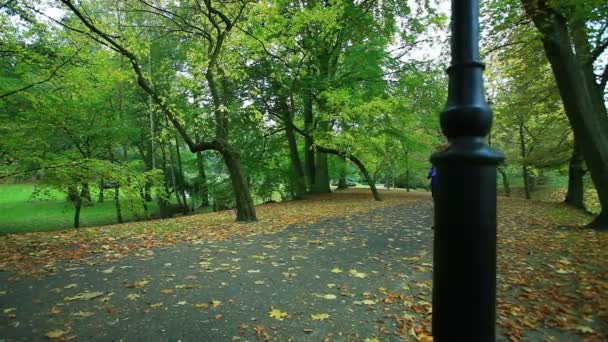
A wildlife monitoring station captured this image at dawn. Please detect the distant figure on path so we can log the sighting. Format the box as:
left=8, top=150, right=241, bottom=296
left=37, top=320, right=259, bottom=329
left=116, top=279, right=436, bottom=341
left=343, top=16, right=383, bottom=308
left=427, top=166, right=437, bottom=197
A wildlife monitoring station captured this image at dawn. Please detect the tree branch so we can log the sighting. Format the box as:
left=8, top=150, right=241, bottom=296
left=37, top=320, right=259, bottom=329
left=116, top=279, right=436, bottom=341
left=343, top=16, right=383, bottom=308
left=0, top=47, right=82, bottom=100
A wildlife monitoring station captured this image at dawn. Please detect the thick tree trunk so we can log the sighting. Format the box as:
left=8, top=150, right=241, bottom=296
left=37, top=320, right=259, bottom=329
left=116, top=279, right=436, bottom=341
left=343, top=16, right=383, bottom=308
left=522, top=0, right=608, bottom=230
left=303, top=89, right=315, bottom=190
left=114, top=187, right=123, bottom=224
left=195, top=151, right=210, bottom=207
left=313, top=151, right=331, bottom=193
left=206, top=68, right=256, bottom=221
left=221, top=147, right=257, bottom=221
left=564, top=143, right=586, bottom=210
left=498, top=166, right=511, bottom=197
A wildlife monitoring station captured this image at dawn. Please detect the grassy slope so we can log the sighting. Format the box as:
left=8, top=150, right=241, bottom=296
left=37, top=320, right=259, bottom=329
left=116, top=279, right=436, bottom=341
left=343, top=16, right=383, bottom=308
left=0, top=184, right=158, bottom=234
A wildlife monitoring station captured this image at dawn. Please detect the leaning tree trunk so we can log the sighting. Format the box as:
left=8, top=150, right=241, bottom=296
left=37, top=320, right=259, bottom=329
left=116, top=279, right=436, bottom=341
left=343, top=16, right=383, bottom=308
left=316, top=146, right=382, bottom=201
left=221, top=147, right=257, bottom=221
left=522, top=0, right=608, bottom=229
left=564, top=142, right=586, bottom=210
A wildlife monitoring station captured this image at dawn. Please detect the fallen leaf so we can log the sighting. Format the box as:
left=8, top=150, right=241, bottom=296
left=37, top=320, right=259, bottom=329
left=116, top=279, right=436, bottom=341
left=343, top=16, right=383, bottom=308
left=126, top=293, right=140, bottom=300
left=101, top=266, right=115, bottom=274
left=576, top=325, right=595, bottom=334
left=349, top=269, right=367, bottom=278
left=64, top=283, right=77, bottom=289
left=64, top=291, right=104, bottom=301
left=161, top=289, right=174, bottom=294
left=126, top=280, right=149, bottom=288
left=268, top=307, right=289, bottom=320
left=330, top=268, right=343, bottom=273
left=311, top=313, right=330, bottom=321
left=47, top=306, right=62, bottom=316
left=215, top=313, right=224, bottom=320
left=45, top=329, right=67, bottom=339
left=71, top=311, right=95, bottom=318
left=322, top=294, right=337, bottom=300
left=150, top=302, right=163, bottom=308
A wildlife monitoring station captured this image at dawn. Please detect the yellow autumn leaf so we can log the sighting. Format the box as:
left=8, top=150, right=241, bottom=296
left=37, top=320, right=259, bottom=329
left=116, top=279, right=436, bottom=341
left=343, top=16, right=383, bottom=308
left=322, top=294, right=337, bottom=300
left=211, top=300, right=222, bottom=308
left=330, top=268, right=343, bottom=273
left=311, top=313, right=330, bottom=321
left=349, top=269, right=367, bottom=278
left=71, top=311, right=95, bottom=318
left=150, top=302, right=163, bottom=308
left=101, top=266, right=115, bottom=274
left=268, top=307, right=289, bottom=320
left=161, top=289, right=174, bottom=294
left=45, top=329, right=67, bottom=339
left=126, top=293, right=140, bottom=300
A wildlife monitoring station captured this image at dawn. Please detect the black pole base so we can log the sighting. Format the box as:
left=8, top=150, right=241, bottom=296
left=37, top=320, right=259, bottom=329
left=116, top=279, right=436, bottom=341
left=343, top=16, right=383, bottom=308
left=431, top=137, right=503, bottom=340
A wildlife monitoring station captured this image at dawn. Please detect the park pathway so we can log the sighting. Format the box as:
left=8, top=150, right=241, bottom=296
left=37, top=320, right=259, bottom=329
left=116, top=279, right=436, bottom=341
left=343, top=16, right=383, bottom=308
left=1, top=200, right=435, bottom=341
left=1, top=198, right=602, bottom=341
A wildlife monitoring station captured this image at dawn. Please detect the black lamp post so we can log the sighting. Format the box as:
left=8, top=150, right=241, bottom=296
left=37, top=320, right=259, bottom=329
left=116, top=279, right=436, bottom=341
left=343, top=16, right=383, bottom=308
left=431, top=0, right=503, bottom=340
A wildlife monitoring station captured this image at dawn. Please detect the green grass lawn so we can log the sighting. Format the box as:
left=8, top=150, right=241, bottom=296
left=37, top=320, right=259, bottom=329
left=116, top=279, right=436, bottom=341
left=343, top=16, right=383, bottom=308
left=0, top=184, right=159, bottom=235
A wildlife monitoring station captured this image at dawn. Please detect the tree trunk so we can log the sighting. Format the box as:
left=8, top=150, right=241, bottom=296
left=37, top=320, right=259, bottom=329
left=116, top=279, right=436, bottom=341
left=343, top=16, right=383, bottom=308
left=498, top=166, right=511, bottom=197
left=337, top=156, right=347, bottom=190
left=519, top=122, right=531, bottom=200
left=303, top=89, right=315, bottom=190
left=114, top=186, right=123, bottom=224
left=278, top=92, right=306, bottom=199
left=196, top=151, right=210, bottom=207
left=139, top=187, right=149, bottom=218
left=174, top=133, right=188, bottom=209
left=98, top=185, right=104, bottom=203
left=522, top=0, right=608, bottom=230
left=80, top=182, right=92, bottom=203
left=406, top=169, right=411, bottom=192
left=313, top=151, right=332, bottom=193
left=564, top=142, right=586, bottom=210
left=206, top=68, right=256, bottom=221
left=221, top=147, right=257, bottom=221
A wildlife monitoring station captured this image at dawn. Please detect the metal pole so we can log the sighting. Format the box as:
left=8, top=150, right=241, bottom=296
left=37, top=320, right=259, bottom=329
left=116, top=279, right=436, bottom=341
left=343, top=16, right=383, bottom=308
left=431, top=0, right=503, bottom=340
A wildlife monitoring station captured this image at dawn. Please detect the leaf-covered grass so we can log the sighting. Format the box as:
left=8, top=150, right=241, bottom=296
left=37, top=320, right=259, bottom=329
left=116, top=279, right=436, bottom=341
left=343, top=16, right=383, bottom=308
left=0, top=184, right=158, bottom=234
